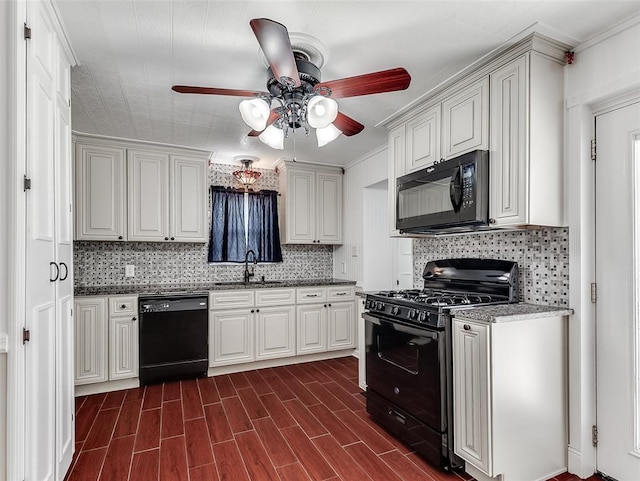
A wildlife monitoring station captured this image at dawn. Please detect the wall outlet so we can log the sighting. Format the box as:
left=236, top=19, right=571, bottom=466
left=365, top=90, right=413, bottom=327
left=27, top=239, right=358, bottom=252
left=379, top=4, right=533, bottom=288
left=125, top=265, right=135, bottom=277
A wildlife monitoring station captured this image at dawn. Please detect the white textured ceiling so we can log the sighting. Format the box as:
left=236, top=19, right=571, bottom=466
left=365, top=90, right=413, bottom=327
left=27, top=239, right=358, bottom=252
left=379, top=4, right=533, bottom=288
left=55, top=0, right=640, bottom=168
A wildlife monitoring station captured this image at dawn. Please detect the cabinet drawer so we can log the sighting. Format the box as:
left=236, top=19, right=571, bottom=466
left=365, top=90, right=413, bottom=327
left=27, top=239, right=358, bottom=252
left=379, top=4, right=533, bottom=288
left=255, top=288, right=295, bottom=306
left=210, top=290, right=255, bottom=309
left=109, top=296, right=138, bottom=315
left=296, top=287, right=327, bottom=304
left=327, top=286, right=355, bottom=301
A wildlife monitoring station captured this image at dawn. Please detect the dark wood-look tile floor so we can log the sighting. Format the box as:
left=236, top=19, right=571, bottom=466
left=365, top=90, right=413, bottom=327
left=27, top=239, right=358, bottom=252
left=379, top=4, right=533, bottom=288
left=66, top=357, right=602, bottom=481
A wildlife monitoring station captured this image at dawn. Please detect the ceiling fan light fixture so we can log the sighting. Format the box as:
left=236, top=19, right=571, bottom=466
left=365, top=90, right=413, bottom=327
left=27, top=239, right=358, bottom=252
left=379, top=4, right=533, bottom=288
left=258, top=125, right=285, bottom=150
left=316, top=123, right=342, bottom=147
left=239, top=98, right=270, bottom=131
left=307, top=95, right=338, bottom=129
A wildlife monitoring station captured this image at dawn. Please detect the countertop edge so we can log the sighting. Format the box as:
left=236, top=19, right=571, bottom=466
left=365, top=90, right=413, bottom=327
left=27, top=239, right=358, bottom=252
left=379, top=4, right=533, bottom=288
left=450, top=303, right=574, bottom=323
left=75, top=279, right=357, bottom=297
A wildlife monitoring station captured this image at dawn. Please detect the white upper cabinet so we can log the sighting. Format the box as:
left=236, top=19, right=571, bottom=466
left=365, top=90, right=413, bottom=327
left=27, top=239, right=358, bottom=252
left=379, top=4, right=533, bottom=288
left=74, top=135, right=210, bottom=242
left=489, top=52, right=564, bottom=227
left=74, top=142, right=126, bottom=240
left=170, top=155, right=208, bottom=241
left=127, top=149, right=170, bottom=241
left=384, top=32, right=569, bottom=232
left=442, top=77, right=489, bottom=159
left=277, top=160, right=343, bottom=245
left=406, top=104, right=441, bottom=173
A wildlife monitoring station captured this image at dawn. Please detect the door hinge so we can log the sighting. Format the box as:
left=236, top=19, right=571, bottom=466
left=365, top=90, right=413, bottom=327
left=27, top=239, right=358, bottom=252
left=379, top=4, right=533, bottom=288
left=23, top=175, right=31, bottom=191
left=591, top=139, right=597, bottom=161
left=592, top=425, right=598, bottom=447
left=24, top=23, right=31, bottom=39
left=23, top=328, right=31, bottom=344
left=591, top=282, right=597, bottom=303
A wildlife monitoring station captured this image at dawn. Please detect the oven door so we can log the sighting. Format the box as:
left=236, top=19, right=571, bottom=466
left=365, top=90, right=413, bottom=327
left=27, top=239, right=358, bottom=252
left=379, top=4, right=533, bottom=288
left=364, top=312, right=445, bottom=432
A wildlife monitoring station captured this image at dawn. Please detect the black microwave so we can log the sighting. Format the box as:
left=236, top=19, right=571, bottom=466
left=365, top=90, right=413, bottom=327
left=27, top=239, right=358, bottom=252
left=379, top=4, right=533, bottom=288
left=396, top=150, right=489, bottom=233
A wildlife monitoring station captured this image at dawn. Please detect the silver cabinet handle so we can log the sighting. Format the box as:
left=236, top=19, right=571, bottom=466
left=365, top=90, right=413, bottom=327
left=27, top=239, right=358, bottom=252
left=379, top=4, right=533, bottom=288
left=335, top=292, right=347, bottom=296
left=306, top=294, right=319, bottom=298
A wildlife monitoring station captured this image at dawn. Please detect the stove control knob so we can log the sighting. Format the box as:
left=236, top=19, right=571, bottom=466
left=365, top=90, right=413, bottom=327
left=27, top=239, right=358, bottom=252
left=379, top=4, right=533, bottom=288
left=391, top=306, right=400, bottom=315
left=376, top=302, right=385, bottom=311
left=418, top=312, right=427, bottom=322
left=365, top=300, right=371, bottom=309
left=408, top=309, right=417, bottom=319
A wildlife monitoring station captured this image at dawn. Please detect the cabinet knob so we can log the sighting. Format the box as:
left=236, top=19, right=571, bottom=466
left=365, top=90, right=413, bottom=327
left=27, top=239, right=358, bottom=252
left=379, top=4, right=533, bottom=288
left=170, top=237, right=175, bottom=240
left=328, top=303, right=331, bottom=307
left=256, top=309, right=260, bottom=313
left=489, top=218, right=496, bottom=224
left=324, top=304, right=327, bottom=308
left=463, top=324, right=471, bottom=331
left=132, top=317, right=137, bottom=321
left=121, top=304, right=126, bottom=308
left=251, top=309, right=255, bottom=313
left=164, top=237, right=169, bottom=241
left=118, top=236, right=123, bottom=240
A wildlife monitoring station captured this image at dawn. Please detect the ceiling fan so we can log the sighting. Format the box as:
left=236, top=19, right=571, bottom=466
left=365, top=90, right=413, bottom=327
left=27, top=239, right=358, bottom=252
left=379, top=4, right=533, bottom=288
left=172, top=18, right=411, bottom=149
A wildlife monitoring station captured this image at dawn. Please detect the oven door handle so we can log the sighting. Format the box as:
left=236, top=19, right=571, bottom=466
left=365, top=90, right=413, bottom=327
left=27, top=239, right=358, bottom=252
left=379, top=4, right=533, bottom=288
left=363, top=312, right=440, bottom=339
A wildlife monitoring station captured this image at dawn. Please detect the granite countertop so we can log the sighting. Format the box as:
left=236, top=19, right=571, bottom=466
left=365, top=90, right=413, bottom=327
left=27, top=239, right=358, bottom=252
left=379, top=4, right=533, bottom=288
left=449, top=303, right=574, bottom=323
left=74, top=278, right=357, bottom=297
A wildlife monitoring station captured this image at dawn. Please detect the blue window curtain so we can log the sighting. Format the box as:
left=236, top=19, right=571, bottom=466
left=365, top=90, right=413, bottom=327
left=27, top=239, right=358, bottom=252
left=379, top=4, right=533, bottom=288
left=208, top=187, right=246, bottom=262
left=247, top=190, right=283, bottom=263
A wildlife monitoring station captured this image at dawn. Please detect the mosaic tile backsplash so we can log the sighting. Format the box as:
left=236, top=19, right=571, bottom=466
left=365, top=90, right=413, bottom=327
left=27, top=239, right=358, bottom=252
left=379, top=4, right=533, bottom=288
left=412, top=227, right=569, bottom=306
left=74, top=161, right=334, bottom=288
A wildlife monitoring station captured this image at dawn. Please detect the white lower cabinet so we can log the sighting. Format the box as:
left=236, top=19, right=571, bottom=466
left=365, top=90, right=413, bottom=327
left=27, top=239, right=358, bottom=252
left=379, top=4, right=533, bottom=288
left=256, top=306, right=296, bottom=360
left=211, top=309, right=255, bottom=366
left=210, top=288, right=297, bottom=367
left=209, top=286, right=357, bottom=367
left=74, top=297, right=108, bottom=385
left=74, top=295, right=139, bottom=385
left=452, top=315, right=568, bottom=481
left=297, top=304, right=327, bottom=354
left=108, top=296, right=139, bottom=380
left=327, top=302, right=355, bottom=350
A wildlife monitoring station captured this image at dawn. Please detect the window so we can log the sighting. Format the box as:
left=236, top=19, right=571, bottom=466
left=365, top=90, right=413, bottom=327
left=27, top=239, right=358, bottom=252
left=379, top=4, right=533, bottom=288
left=208, top=187, right=283, bottom=263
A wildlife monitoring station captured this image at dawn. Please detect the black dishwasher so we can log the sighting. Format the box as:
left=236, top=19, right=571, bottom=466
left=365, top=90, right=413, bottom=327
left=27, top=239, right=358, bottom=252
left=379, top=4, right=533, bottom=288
left=138, top=292, right=208, bottom=386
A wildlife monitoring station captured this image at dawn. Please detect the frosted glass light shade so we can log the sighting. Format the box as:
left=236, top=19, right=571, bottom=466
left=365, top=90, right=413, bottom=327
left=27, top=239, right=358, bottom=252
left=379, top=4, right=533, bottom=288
left=307, top=96, right=338, bottom=129
left=316, top=123, right=342, bottom=147
left=259, top=125, right=285, bottom=150
left=239, top=98, right=270, bottom=131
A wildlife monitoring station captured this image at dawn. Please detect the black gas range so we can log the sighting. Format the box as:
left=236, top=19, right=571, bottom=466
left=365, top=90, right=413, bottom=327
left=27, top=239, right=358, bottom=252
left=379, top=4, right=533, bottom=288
left=363, top=258, right=519, bottom=470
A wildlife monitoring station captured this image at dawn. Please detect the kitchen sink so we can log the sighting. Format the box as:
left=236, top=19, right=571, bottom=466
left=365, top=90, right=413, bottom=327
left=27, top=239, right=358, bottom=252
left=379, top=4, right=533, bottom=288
left=212, top=280, right=285, bottom=286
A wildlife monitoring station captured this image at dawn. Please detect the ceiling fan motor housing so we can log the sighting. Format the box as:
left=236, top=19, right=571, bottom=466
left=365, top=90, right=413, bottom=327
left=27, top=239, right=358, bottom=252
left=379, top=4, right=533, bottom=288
left=266, top=58, right=321, bottom=96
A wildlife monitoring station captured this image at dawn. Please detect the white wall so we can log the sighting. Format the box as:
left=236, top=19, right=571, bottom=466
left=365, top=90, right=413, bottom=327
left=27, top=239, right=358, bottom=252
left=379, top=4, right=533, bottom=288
left=564, top=15, right=640, bottom=478
left=361, top=181, right=395, bottom=292
left=334, top=146, right=389, bottom=285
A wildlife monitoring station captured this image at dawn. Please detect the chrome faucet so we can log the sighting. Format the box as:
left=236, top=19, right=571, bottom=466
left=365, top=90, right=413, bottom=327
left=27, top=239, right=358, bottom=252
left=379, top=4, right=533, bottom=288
left=243, top=249, right=257, bottom=283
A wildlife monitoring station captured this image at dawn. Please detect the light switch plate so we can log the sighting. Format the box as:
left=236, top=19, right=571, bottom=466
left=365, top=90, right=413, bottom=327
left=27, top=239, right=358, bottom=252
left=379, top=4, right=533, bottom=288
left=125, top=265, right=135, bottom=277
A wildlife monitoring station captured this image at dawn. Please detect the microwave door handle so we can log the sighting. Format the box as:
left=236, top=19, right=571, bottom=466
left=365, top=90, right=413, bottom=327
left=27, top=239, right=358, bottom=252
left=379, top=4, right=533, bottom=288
left=449, top=165, right=463, bottom=212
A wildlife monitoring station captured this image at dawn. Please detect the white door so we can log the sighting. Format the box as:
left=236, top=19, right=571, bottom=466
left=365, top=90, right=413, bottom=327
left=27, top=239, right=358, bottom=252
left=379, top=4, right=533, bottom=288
left=316, top=172, right=342, bottom=244
left=170, top=155, right=208, bottom=242
left=595, top=100, right=640, bottom=480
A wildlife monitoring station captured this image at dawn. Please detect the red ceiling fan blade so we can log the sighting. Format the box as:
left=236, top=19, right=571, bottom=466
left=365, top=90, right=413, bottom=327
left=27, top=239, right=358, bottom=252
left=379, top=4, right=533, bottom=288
left=248, top=109, right=281, bottom=137
left=250, top=18, right=301, bottom=88
left=314, top=67, right=411, bottom=99
left=172, top=85, right=268, bottom=97
left=333, top=112, right=364, bottom=137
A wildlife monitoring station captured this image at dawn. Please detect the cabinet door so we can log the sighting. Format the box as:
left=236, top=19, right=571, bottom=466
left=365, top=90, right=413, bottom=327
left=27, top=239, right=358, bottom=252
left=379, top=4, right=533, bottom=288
left=296, top=304, right=327, bottom=354
left=406, top=105, right=441, bottom=172
left=74, top=298, right=108, bottom=385
left=286, top=169, right=315, bottom=243
left=256, top=306, right=296, bottom=360
left=489, top=55, right=527, bottom=226
left=453, top=319, right=492, bottom=475
left=442, top=77, right=489, bottom=159
left=388, top=124, right=406, bottom=236
left=128, top=149, right=170, bottom=241
left=316, top=172, right=342, bottom=244
left=75, top=143, right=126, bottom=240
left=170, top=155, right=208, bottom=242
left=109, top=315, right=139, bottom=380
left=327, top=302, right=355, bottom=350
left=211, top=309, right=254, bottom=366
